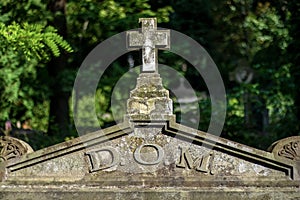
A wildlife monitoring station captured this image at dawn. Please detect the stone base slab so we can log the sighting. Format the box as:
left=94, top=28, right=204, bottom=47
left=0, top=184, right=300, bottom=200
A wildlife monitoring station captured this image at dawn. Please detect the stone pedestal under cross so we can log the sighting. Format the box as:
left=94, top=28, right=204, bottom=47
left=127, top=18, right=170, bottom=72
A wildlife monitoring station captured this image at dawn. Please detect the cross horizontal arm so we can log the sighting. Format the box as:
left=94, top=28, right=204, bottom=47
left=127, top=18, right=170, bottom=73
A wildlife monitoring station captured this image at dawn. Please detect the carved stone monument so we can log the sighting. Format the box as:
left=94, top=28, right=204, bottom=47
left=0, top=18, right=299, bottom=199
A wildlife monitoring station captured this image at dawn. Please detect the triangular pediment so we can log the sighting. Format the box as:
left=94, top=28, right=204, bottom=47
left=2, top=116, right=297, bottom=186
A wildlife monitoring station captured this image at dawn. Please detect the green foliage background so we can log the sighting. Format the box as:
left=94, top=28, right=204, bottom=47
left=0, top=0, right=299, bottom=150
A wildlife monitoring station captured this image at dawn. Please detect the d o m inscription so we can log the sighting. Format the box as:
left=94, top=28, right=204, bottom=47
left=85, top=144, right=214, bottom=173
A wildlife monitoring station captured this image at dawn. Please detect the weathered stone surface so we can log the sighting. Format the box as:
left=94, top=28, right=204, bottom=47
left=127, top=73, right=173, bottom=116
left=0, top=185, right=300, bottom=200
left=1, top=122, right=300, bottom=199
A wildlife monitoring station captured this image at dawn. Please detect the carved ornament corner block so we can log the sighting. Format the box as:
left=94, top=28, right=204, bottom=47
left=270, top=136, right=300, bottom=161
left=0, top=136, right=34, bottom=162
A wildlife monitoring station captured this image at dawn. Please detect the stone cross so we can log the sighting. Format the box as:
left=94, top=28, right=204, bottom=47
left=127, top=18, right=170, bottom=72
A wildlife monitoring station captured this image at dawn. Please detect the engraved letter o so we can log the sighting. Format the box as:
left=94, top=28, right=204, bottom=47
left=133, top=144, right=164, bottom=165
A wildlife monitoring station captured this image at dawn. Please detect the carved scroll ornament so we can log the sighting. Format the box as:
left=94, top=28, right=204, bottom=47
left=270, top=136, right=300, bottom=161
left=0, top=136, right=33, bottom=162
